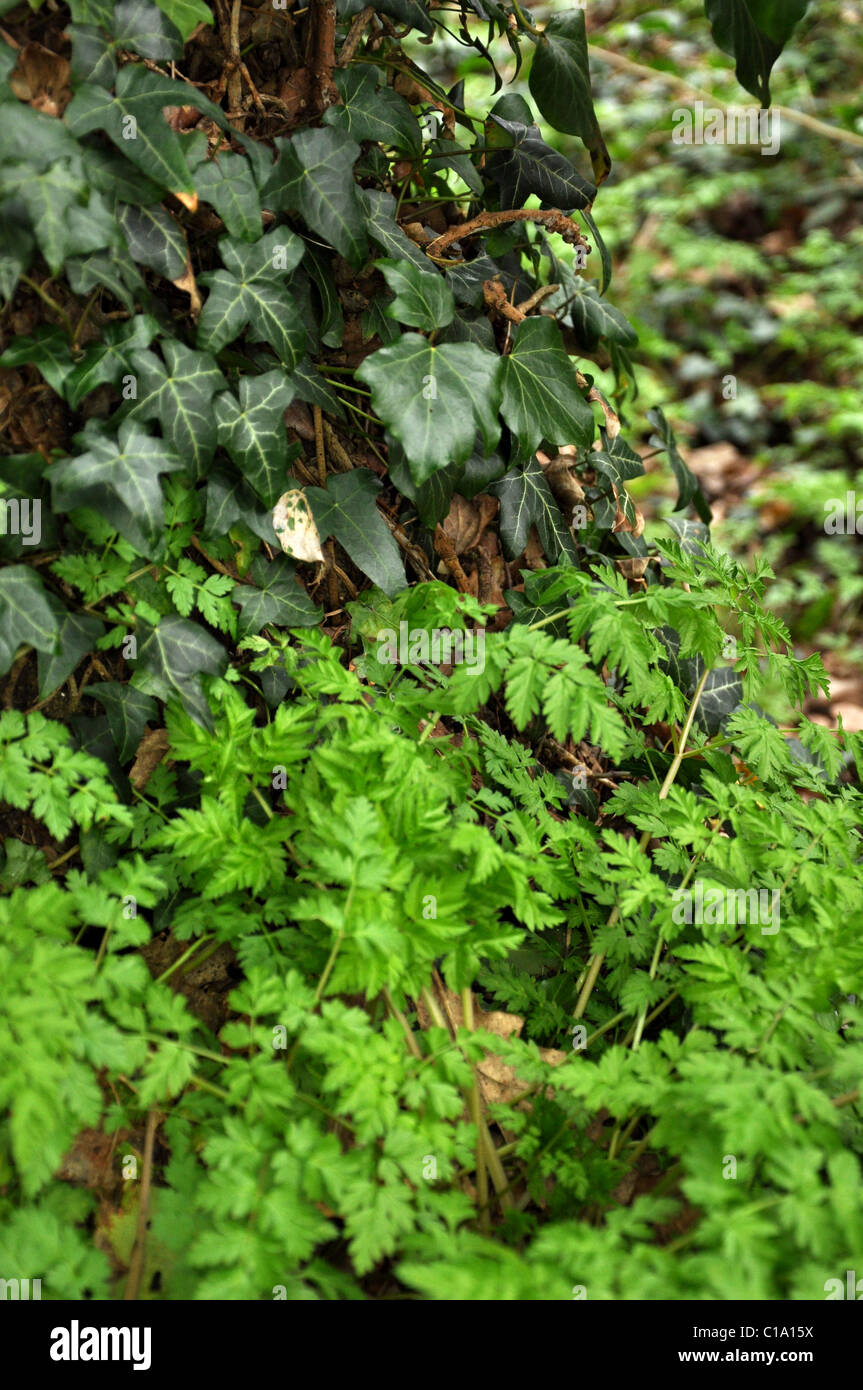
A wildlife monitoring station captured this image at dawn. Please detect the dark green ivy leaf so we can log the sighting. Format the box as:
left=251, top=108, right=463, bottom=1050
left=704, top=0, right=807, bottom=105
left=303, top=244, right=345, bottom=349
left=486, top=116, right=596, bottom=212
left=197, top=229, right=307, bottom=367
left=117, top=201, right=188, bottom=279
left=0, top=326, right=76, bottom=396
left=214, top=369, right=298, bottom=507
left=51, top=421, right=185, bottom=558
left=190, top=147, right=262, bottom=242
left=69, top=0, right=182, bottom=89
left=565, top=282, right=638, bottom=350
left=306, top=471, right=405, bottom=598
left=202, top=470, right=280, bottom=548
left=123, top=340, right=226, bottom=478
left=38, top=613, right=106, bottom=700
left=666, top=516, right=711, bottom=555
left=66, top=65, right=228, bottom=193
left=337, top=0, right=432, bottom=37
left=64, top=314, right=160, bottom=410
left=695, top=666, right=745, bottom=735
left=426, top=136, right=484, bottom=196
left=136, top=614, right=227, bottom=731
left=262, top=127, right=369, bottom=269
left=67, top=250, right=143, bottom=314
left=324, top=66, right=422, bottom=155
left=0, top=160, right=91, bottom=276
left=500, top=316, right=594, bottom=459
left=89, top=681, right=159, bottom=763
left=0, top=566, right=62, bottom=674
left=232, top=555, right=321, bottom=637
left=152, top=0, right=213, bottom=42
left=376, top=258, right=455, bottom=332
left=647, top=407, right=712, bottom=523
left=490, top=456, right=578, bottom=563
left=528, top=10, right=610, bottom=185
left=361, top=189, right=429, bottom=270
left=357, top=335, right=502, bottom=484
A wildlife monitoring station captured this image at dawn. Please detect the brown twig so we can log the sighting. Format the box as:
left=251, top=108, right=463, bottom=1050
left=426, top=208, right=589, bottom=259
left=313, top=406, right=340, bottom=608
left=516, top=283, right=561, bottom=314
left=434, top=525, right=471, bottom=592
left=321, top=420, right=355, bottom=473
left=312, top=404, right=327, bottom=487
left=337, top=5, right=374, bottom=66
left=191, top=534, right=247, bottom=583
left=306, top=0, right=339, bottom=111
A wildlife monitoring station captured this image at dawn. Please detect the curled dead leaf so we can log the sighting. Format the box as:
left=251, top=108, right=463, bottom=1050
left=172, top=259, right=202, bottom=318
left=441, top=493, right=498, bottom=555
left=173, top=190, right=199, bottom=214
left=616, top=555, right=651, bottom=581
left=10, top=41, right=71, bottom=116
left=164, top=105, right=202, bottom=132
left=129, top=728, right=170, bottom=790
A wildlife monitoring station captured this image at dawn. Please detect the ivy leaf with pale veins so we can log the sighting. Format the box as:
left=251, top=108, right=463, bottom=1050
left=324, top=66, right=422, bottom=155
left=136, top=614, right=228, bottom=731
left=0, top=326, right=76, bottom=397
left=361, top=189, right=429, bottom=270
left=376, top=259, right=455, bottom=332
left=427, top=136, right=484, bottom=196
left=705, top=0, right=808, bottom=105
left=37, top=612, right=106, bottom=700
left=490, top=457, right=578, bottom=564
left=528, top=10, right=610, bottom=185
left=66, top=250, right=143, bottom=314
left=232, top=555, right=321, bottom=637
left=214, top=370, right=298, bottom=507
left=486, top=116, right=596, bottom=212
left=0, top=160, right=90, bottom=277
left=123, top=340, right=226, bottom=478
left=203, top=470, right=281, bottom=548
left=694, top=666, right=745, bottom=736
left=0, top=566, right=63, bottom=676
left=357, top=335, right=502, bottom=484
left=89, top=681, right=158, bottom=763
left=197, top=229, right=307, bottom=367
left=190, top=150, right=262, bottom=242
left=66, top=65, right=229, bottom=193
left=117, top=202, right=188, bottom=279
left=565, top=282, right=638, bottom=350
left=263, top=127, right=369, bottom=269
left=666, top=516, right=710, bottom=556
left=50, top=421, right=185, bottom=558
left=303, top=244, right=344, bottom=349
left=305, top=471, right=405, bottom=598
left=69, top=0, right=182, bottom=87
left=64, top=313, right=160, bottom=409
left=500, top=317, right=594, bottom=460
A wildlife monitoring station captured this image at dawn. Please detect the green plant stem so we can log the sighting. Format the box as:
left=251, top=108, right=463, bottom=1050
left=462, top=987, right=490, bottom=1233
left=20, top=275, right=74, bottom=335
left=155, top=935, right=216, bottom=984
left=574, top=666, right=711, bottom=1021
